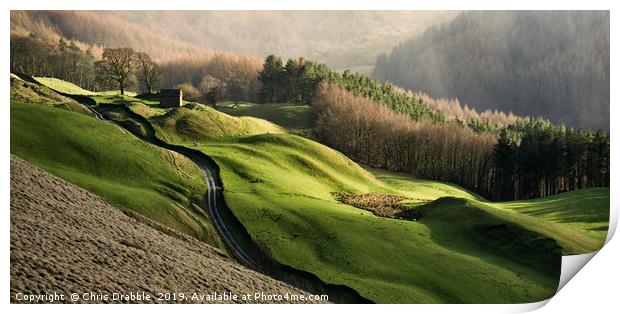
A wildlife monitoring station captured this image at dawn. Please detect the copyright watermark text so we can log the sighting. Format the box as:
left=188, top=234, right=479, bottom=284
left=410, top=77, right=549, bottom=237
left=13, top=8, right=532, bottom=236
left=12, top=291, right=328, bottom=303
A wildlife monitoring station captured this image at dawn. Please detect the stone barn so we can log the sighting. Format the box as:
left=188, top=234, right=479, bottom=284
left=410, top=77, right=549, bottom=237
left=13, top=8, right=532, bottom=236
left=159, top=89, right=183, bottom=108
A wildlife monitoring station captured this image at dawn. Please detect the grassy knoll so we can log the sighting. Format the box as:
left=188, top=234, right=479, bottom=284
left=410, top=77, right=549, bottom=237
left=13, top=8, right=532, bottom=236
left=34, top=77, right=97, bottom=95
left=34, top=77, right=289, bottom=138
left=147, top=105, right=285, bottom=143
left=367, top=167, right=609, bottom=253
left=126, top=102, right=171, bottom=118
left=11, top=75, right=92, bottom=116
left=367, top=167, right=483, bottom=202
left=10, top=101, right=223, bottom=248
left=494, top=188, right=610, bottom=248
left=75, top=93, right=285, bottom=141
left=34, top=77, right=137, bottom=97
left=90, top=93, right=159, bottom=106
left=84, top=91, right=189, bottom=108
left=217, top=102, right=312, bottom=135
left=155, top=132, right=560, bottom=303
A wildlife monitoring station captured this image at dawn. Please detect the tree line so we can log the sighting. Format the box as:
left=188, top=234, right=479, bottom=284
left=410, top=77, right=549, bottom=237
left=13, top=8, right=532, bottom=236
left=11, top=35, right=609, bottom=200
left=313, top=83, right=609, bottom=201
left=313, top=83, right=497, bottom=197
left=10, top=33, right=162, bottom=95
left=258, top=55, right=445, bottom=123
left=11, top=34, right=97, bottom=90
left=160, top=53, right=262, bottom=104
left=405, top=90, right=523, bottom=128
left=10, top=31, right=261, bottom=104
left=494, top=120, right=609, bottom=200
left=257, top=54, right=519, bottom=131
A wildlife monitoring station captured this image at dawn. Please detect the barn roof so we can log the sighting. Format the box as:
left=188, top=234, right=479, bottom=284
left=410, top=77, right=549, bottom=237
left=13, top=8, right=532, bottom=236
left=160, top=89, right=181, bottom=96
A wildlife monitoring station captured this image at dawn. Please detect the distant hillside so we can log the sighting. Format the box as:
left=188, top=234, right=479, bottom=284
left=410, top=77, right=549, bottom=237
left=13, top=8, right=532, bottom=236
left=373, top=11, right=609, bottom=130
left=10, top=10, right=457, bottom=72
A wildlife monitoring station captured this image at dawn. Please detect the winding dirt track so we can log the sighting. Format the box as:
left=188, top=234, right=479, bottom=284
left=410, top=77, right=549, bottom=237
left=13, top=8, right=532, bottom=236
left=197, top=158, right=259, bottom=269
left=89, top=102, right=262, bottom=270
left=10, top=155, right=323, bottom=303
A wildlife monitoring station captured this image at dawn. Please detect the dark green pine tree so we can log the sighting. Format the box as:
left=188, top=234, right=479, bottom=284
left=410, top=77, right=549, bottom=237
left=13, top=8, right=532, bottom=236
left=596, top=131, right=611, bottom=186
left=258, top=55, right=285, bottom=103
left=493, top=128, right=516, bottom=199
left=516, top=129, right=539, bottom=199
left=584, top=130, right=609, bottom=188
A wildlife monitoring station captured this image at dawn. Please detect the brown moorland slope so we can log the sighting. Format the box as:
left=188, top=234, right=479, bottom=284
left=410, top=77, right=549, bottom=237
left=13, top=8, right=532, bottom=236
left=10, top=155, right=323, bottom=304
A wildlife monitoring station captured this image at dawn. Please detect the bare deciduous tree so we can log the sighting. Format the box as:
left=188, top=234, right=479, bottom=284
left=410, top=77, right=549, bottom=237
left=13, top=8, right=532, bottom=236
left=95, top=47, right=135, bottom=95
left=312, top=82, right=496, bottom=197
left=198, top=75, right=225, bottom=106
left=134, top=52, right=162, bottom=94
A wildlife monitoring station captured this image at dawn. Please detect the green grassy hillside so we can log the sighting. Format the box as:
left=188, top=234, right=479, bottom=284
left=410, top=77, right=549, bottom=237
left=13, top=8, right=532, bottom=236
left=148, top=105, right=285, bottom=143
left=34, top=77, right=287, bottom=140
left=35, top=77, right=137, bottom=96
left=217, top=102, right=312, bottom=135
left=368, top=167, right=483, bottom=202
left=495, top=188, right=610, bottom=248
left=89, top=93, right=159, bottom=106
left=11, top=75, right=92, bottom=116
left=10, top=101, right=223, bottom=248
left=34, top=77, right=97, bottom=95
left=156, top=131, right=563, bottom=303
left=368, top=168, right=608, bottom=253
left=66, top=91, right=286, bottom=142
